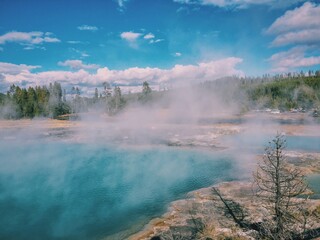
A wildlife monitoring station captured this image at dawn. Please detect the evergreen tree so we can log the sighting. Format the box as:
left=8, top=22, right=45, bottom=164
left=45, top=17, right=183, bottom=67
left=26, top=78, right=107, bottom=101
left=142, top=81, right=152, bottom=95
left=113, top=86, right=124, bottom=111
left=139, top=81, right=152, bottom=103
left=94, top=88, right=99, bottom=102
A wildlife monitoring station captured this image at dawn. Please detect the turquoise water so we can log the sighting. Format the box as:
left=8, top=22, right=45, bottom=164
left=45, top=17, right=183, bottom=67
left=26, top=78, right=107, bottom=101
left=287, top=135, right=320, bottom=152
left=307, top=174, right=320, bottom=199
left=0, top=132, right=319, bottom=240
left=0, top=140, right=235, bottom=240
left=223, top=134, right=320, bottom=153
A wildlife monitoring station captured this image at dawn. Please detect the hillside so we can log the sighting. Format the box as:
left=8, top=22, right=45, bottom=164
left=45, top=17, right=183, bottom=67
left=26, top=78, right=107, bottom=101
left=0, top=75, right=320, bottom=120
left=245, top=76, right=320, bottom=111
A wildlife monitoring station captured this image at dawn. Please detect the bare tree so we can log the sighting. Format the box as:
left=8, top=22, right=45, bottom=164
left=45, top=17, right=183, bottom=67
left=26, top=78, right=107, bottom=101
left=152, top=134, right=319, bottom=240
left=211, top=134, right=320, bottom=240
left=254, top=133, right=308, bottom=240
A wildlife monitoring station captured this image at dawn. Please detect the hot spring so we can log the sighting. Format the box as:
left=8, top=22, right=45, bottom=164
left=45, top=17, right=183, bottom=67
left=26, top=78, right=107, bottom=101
left=0, top=125, right=319, bottom=240
left=0, top=137, right=237, bottom=240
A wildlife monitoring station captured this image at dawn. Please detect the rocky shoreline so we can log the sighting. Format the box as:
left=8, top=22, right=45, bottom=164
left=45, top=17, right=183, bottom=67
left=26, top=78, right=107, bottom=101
left=1, top=113, right=320, bottom=240
left=129, top=151, right=320, bottom=240
left=129, top=182, right=320, bottom=240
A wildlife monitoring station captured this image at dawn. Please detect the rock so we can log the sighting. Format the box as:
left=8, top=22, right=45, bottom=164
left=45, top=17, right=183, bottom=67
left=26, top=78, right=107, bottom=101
left=130, top=180, right=320, bottom=240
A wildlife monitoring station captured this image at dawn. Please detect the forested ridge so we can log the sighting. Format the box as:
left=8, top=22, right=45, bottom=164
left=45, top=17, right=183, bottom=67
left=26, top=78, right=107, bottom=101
left=0, top=81, right=151, bottom=119
left=0, top=82, right=69, bottom=119
left=245, top=76, right=320, bottom=110
left=200, top=73, right=320, bottom=112
left=0, top=73, right=319, bottom=119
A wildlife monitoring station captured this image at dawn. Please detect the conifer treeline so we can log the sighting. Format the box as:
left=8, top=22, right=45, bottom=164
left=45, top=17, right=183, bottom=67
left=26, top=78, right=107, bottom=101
left=1, top=82, right=69, bottom=119
left=0, top=81, right=131, bottom=119
left=200, top=74, right=320, bottom=111
left=246, top=76, right=320, bottom=110
left=1, top=74, right=319, bottom=120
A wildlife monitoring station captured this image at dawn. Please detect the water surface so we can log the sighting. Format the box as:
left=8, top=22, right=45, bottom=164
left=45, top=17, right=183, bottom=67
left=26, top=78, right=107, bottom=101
left=307, top=174, right=320, bottom=199
left=1, top=127, right=319, bottom=240
left=0, top=140, right=235, bottom=240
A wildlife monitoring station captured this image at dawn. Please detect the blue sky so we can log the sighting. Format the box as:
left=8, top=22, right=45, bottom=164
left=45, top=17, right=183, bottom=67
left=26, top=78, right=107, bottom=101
left=0, top=0, right=320, bottom=94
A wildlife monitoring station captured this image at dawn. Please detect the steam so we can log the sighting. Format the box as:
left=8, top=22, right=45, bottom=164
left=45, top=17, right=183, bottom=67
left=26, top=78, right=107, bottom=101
left=0, top=120, right=235, bottom=240
left=0, top=82, right=247, bottom=240
left=0, top=81, right=319, bottom=240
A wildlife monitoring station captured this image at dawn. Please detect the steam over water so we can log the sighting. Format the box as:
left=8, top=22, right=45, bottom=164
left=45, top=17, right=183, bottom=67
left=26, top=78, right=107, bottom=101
left=0, top=138, right=235, bottom=240
left=0, top=119, right=319, bottom=240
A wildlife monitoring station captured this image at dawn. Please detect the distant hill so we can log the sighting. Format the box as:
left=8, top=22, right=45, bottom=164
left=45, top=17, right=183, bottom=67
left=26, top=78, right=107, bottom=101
left=245, top=76, right=320, bottom=110
left=1, top=75, right=319, bottom=119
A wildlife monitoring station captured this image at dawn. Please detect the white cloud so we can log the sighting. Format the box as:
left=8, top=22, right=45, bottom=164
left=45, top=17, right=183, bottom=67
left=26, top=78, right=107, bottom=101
left=43, top=37, right=60, bottom=43
left=120, top=31, right=142, bottom=42
left=271, top=28, right=320, bottom=47
left=174, top=52, right=182, bottom=57
left=77, top=25, right=98, bottom=31
left=115, top=57, right=244, bottom=84
left=81, top=53, right=89, bottom=58
left=0, top=31, right=60, bottom=46
left=23, top=46, right=35, bottom=50
left=58, top=60, right=100, bottom=70
left=67, top=41, right=82, bottom=44
left=116, top=0, right=129, bottom=8
left=266, top=2, right=320, bottom=47
left=266, top=2, right=320, bottom=35
left=69, top=48, right=90, bottom=58
left=1, top=57, right=243, bottom=94
left=144, top=33, right=155, bottom=39
left=23, top=46, right=46, bottom=51
left=0, top=31, right=40, bottom=44
left=173, top=0, right=305, bottom=9
left=0, top=62, right=40, bottom=75
left=149, top=39, right=164, bottom=44
left=265, top=2, right=320, bottom=72
left=269, top=46, right=320, bottom=72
